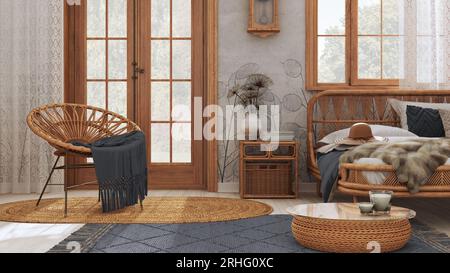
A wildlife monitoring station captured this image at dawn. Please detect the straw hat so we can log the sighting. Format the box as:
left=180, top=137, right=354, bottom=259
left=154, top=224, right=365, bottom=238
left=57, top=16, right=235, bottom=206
left=335, top=123, right=387, bottom=146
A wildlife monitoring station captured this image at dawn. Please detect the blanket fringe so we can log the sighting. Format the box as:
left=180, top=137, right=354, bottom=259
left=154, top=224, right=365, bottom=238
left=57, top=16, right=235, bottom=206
left=99, top=173, right=148, bottom=213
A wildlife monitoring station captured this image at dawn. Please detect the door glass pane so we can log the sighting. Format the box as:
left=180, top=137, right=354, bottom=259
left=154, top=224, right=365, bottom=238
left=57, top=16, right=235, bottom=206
left=358, top=0, right=381, bottom=35
left=87, top=0, right=128, bottom=114
left=149, top=0, right=193, bottom=165
left=151, top=82, right=171, bottom=121
left=151, top=124, right=171, bottom=163
left=108, top=0, right=127, bottom=38
left=172, top=40, right=191, bottom=79
left=358, top=36, right=381, bottom=79
left=108, top=40, right=127, bottom=79
left=87, top=0, right=106, bottom=38
left=151, top=40, right=170, bottom=79
left=109, top=82, right=127, bottom=116
left=172, top=123, right=191, bottom=163
left=318, top=37, right=346, bottom=83
left=87, top=82, right=106, bottom=109
left=87, top=40, right=106, bottom=79
left=318, top=0, right=346, bottom=35
left=173, top=0, right=192, bottom=37
left=172, top=82, right=191, bottom=122
left=151, top=0, right=171, bottom=37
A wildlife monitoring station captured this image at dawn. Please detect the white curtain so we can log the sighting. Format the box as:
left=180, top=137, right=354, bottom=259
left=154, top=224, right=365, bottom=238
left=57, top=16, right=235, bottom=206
left=400, top=0, right=450, bottom=89
left=0, top=0, right=64, bottom=193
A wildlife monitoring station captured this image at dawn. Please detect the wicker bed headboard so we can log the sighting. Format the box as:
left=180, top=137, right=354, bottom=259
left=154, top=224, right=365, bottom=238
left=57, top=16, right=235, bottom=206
left=306, top=89, right=450, bottom=179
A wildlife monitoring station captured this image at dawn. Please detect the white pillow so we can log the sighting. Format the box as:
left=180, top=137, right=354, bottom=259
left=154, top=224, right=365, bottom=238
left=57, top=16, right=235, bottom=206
left=318, top=125, right=418, bottom=144
left=388, top=98, right=450, bottom=130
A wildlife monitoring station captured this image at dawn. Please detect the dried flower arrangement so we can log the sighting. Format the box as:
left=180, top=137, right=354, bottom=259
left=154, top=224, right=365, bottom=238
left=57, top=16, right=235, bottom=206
left=227, top=73, right=274, bottom=108
left=219, top=73, right=274, bottom=184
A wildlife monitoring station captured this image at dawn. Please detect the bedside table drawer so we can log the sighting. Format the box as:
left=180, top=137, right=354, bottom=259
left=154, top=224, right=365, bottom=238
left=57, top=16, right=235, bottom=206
left=271, top=144, right=296, bottom=158
left=243, top=144, right=269, bottom=158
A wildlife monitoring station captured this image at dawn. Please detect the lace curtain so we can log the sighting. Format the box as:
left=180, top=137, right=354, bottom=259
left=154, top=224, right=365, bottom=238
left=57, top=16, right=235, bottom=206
left=0, top=0, right=64, bottom=193
left=400, top=0, right=450, bottom=89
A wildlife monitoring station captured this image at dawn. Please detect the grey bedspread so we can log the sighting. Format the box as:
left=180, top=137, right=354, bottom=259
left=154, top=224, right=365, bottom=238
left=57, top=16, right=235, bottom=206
left=317, top=151, right=344, bottom=202
left=73, top=131, right=148, bottom=212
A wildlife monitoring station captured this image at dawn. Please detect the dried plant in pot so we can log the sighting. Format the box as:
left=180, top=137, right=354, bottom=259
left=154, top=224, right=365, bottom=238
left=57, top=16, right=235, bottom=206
left=219, top=73, right=274, bottom=183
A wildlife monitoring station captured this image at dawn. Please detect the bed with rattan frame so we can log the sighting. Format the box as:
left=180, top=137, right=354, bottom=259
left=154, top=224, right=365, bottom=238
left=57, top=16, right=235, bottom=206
left=307, top=90, right=450, bottom=199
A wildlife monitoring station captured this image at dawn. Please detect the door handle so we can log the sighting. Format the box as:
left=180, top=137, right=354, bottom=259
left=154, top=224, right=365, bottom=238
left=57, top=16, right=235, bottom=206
left=135, top=67, right=145, bottom=74
left=132, top=62, right=145, bottom=79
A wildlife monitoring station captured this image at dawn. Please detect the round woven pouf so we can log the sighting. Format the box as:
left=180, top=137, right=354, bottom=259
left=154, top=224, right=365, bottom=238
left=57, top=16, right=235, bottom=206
left=287, top=203, right=415, bottom=253
left=291, top=216, right=412, bottom=253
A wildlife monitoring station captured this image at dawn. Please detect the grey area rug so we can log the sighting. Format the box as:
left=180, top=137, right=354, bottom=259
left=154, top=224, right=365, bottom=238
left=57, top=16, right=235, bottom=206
left=49, top=215, right=450, bottom=253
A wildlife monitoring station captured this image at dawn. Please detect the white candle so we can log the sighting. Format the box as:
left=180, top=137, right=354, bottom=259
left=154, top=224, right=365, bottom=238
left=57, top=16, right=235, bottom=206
left=371, top=193, right=392, bottom=211
left=359, top=202, right=374, bottom=214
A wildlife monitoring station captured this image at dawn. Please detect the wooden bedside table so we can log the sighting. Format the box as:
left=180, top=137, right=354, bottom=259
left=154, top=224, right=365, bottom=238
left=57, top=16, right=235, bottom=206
left=240, top=141, right=299, bottom=199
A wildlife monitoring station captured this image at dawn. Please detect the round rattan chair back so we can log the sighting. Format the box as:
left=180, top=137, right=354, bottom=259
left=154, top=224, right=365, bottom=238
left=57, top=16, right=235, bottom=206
left=27, top=104, right=141, bottom=156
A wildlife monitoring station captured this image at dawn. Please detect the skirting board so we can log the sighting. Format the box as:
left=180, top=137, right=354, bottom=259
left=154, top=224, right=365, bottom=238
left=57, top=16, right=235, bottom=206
left=218, top=182, right=316, bottom=194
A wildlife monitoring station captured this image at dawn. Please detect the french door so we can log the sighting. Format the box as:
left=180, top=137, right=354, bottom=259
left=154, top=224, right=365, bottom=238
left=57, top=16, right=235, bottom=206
left=66, top=0, right=205, bottom=189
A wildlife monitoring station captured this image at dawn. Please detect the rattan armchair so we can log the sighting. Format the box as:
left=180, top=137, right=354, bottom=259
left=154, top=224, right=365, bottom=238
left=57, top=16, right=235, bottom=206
left=27, top=103, right=141, bottom=216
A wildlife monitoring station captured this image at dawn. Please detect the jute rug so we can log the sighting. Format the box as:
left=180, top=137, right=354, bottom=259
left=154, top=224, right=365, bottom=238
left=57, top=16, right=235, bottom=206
left=0, top=197, right=273, bottom=224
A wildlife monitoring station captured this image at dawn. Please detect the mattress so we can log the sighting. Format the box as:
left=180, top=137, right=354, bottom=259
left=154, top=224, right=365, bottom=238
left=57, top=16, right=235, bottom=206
left=353, top=137, right=449, bottom=184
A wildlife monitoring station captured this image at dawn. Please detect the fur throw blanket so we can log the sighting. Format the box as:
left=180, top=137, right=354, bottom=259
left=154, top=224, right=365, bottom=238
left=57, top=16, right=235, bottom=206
left=340, top=139, right=450, bottom=193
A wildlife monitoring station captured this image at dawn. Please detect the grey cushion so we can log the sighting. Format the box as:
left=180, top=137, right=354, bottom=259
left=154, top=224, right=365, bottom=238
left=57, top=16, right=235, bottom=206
left=406, top=105, right=445, bottom=137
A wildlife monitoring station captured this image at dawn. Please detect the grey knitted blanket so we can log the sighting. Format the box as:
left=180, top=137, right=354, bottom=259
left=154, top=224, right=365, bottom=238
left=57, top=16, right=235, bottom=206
left=73, top=131, right=148, bottom=212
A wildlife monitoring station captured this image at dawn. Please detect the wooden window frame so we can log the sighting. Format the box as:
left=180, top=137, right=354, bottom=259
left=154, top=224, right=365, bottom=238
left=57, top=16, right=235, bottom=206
left=306, top=0, right=400, bottom=91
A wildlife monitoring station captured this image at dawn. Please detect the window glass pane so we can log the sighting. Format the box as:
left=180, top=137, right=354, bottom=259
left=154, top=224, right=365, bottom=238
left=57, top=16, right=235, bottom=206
left=87, top=0, right=106, bottom=38
left=108, top=82, right=127, bottom=117
left=151, top=0, right=171, bottom=37
left=87, top=40, right=106, bottom=79
left=253, top=0, right=274, bottom=26
left=87, top=82, right=106, bottom=109
left=172, top=123, right=191, bottom=163
left=416, top=36, right=448, bottom=84
left=172, top=40, right=191, bottom=79
left=151, top=82, right=171, bottom=121
left=108, top=0, right=127, bottom=38
left=358, top=36, right=381, bottom=79
left=108, top=40, right=127, bottom=79
left=318, top=0, right=346, bottom=35
left=318, top=37, right=346, bottom=83
left=417, top=36, right=433, bottom=83
left=151, top=40, right=170, bottom=79
left=358, top=0, right=381, bottom=35
left=173, top=0, right=192, bottom=37
left=172, top=82, right=191, bottom=121
left=382, top=0, right=401, bottom=35
left=382, top=37, right=401, bottom=79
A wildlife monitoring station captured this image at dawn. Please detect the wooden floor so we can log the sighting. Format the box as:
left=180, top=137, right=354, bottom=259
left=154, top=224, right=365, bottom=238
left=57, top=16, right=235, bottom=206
left=0, top=190, right=450, bottom=253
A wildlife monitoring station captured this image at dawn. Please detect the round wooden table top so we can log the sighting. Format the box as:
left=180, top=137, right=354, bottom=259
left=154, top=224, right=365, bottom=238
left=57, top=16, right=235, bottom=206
left=287, top=203, right=416, bottom=221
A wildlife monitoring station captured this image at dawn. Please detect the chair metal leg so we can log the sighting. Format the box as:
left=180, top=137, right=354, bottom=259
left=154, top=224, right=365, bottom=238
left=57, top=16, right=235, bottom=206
left=36, top=156, right=61, bottom=207
left=64, top=190, right=68, bottom=217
